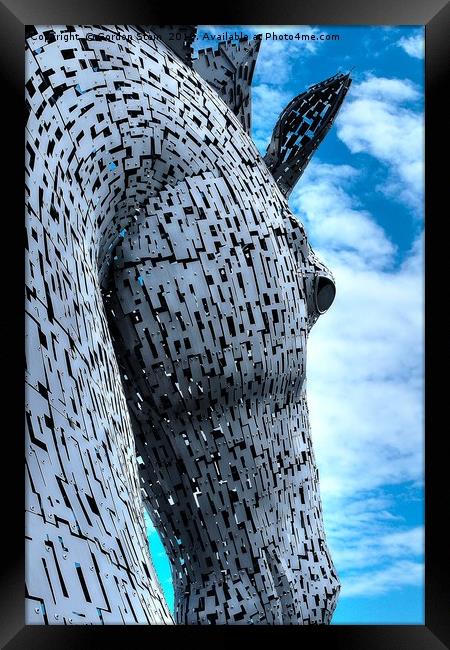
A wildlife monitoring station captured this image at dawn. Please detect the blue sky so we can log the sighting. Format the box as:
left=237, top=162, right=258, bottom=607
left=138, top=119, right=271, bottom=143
left=146, top=25, right=425, bottom=625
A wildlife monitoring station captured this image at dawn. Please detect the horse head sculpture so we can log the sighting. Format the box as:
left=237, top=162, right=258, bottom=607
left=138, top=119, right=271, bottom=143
left=25, top=24, right=350, bottom=625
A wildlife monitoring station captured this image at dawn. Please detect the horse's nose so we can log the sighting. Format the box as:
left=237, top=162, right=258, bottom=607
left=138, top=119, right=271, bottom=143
left=315, top=275, right=336, bottom=314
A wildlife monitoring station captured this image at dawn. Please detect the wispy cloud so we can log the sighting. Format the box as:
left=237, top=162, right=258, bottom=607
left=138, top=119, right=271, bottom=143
left=251, top=84, right=290, bottom=152
left=336, top=76, right=424, bottom=213
left=291, top=162, right=396, bottom=268
left=290, top=158, right=424, bottom=604
left=327, top=497, right=423, bottom=567
left=326, top=495, right=424, bottom=598
left=251, top=26, right=338, bottom=152
left=253, top=26, right=326, bottom=83
left=291, top=160, right=424, bottom=500
left=397, top=33, right=425, bottom=59
left=343, top=560, right=423, bottom=597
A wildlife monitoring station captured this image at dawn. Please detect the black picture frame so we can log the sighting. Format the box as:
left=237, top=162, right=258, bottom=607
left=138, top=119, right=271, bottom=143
left=1, top=0, right=448, bottom=647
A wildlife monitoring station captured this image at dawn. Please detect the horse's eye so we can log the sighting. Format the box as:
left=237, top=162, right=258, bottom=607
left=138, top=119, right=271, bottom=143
left=315, top=276, right=336, bottom=313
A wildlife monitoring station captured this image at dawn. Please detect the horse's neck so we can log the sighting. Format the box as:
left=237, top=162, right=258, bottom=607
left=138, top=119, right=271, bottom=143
left=25, top=26, right=172, bottom=624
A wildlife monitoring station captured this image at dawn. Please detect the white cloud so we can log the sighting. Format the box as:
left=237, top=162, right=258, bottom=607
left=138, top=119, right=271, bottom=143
left=397, top=33, right=424, bottom=59
left=250, top=26, right=339, bottom=152
left=253, top=26, right=325, bottom=83
left=348, top=76, right=421, bottom=102
left=291, top=162, right=396, bottom=268
left=325, top=495, right=424, bottom=599
left=291, top=161, right=424, bottom=499
left=251, top=84, right=290, bottom=152
left=328, top=499, right=423, bottom=571
left=342, top=560, right=424, bottom=597
left=289, top=159, right=424, bottom=606
left=336, top=76, right=424, bottom=213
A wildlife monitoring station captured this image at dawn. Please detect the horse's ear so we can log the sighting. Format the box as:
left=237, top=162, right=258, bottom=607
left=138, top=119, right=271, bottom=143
left=193, top=36, right=262, bottom=134
left=149, top=25, right=198, bottom=66
left=264, top=72, right=352, bottom=198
